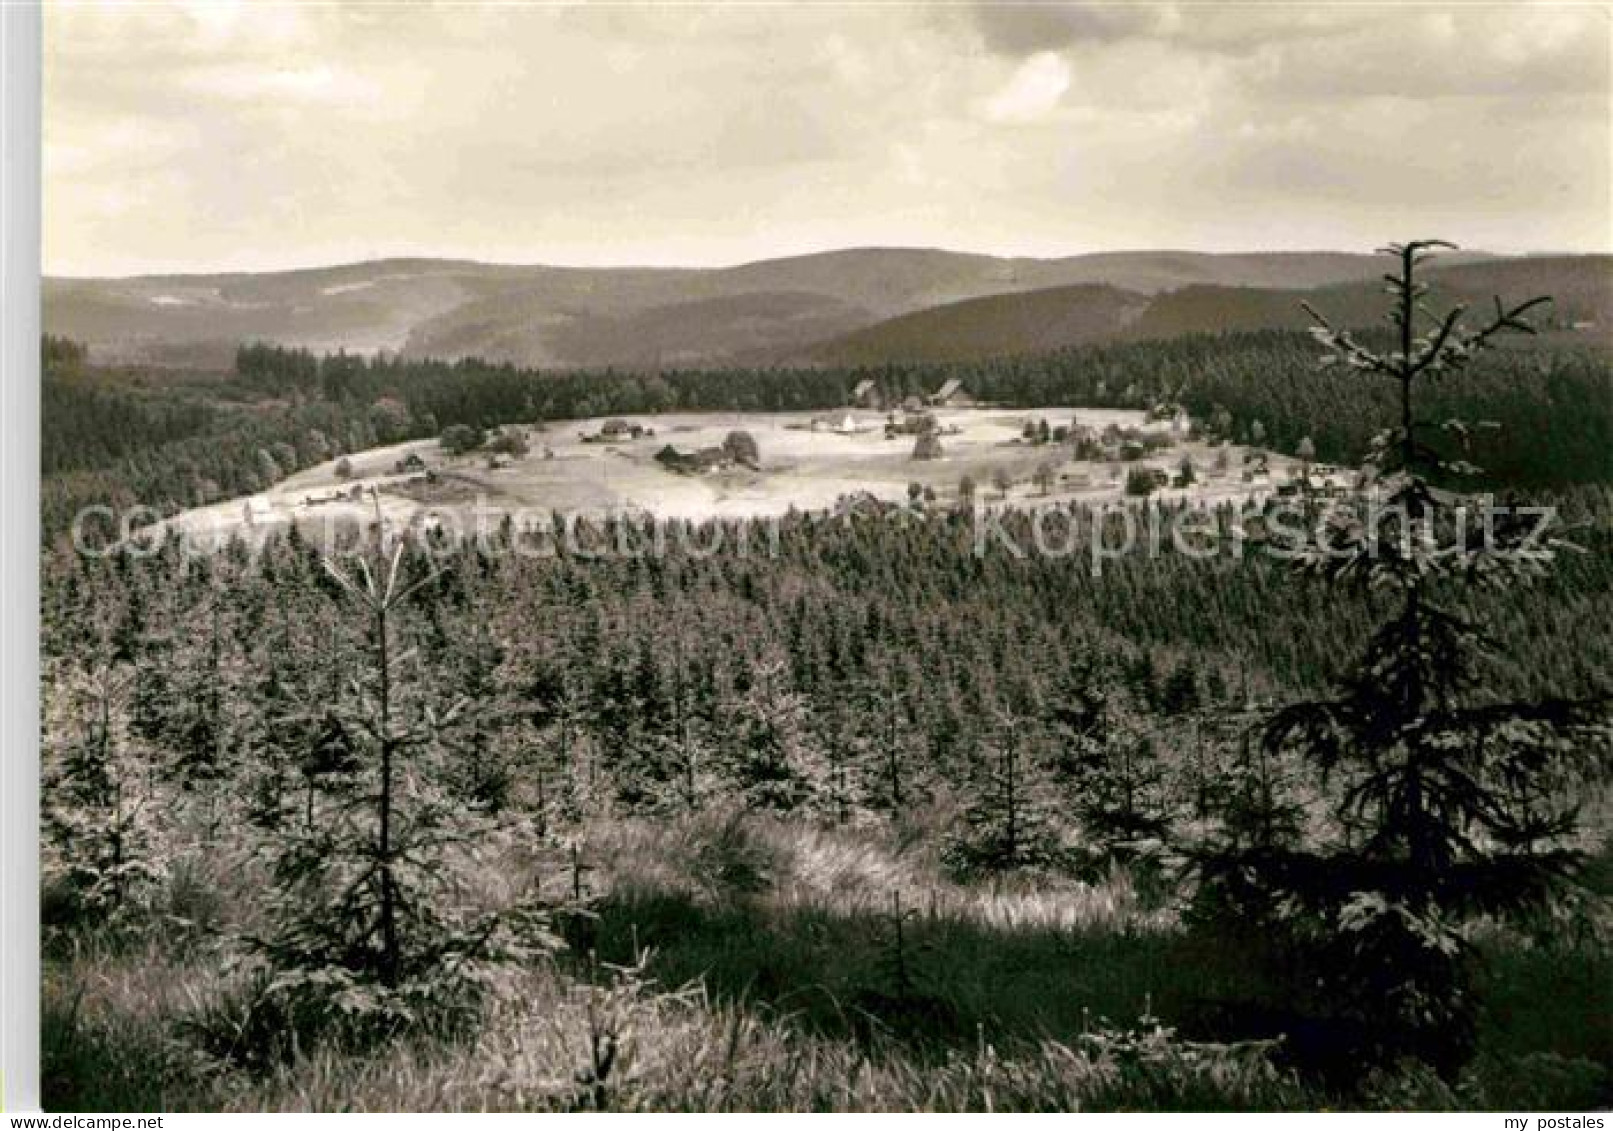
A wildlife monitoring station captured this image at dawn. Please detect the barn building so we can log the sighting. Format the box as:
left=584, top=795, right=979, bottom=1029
left=927, top=378, right=975, bottom=408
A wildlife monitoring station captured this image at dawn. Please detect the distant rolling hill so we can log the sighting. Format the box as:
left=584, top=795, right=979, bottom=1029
left=1129, top=256, right=1606, bottom=340
left=801, top=255, right=1611, bottom=365
left=795, top=284, right=1150, bottom=365
left=43, top=260, right=692, bottom=370
left=1128, top=256, right=1613, bottom=342
left=48, top=246, right=1511, bottom=371
left=410, top=290, right=874, bottom=370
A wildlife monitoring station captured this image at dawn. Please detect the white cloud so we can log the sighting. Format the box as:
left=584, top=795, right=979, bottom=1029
left=181, top=64, right=379, bottom=105
left=41, top=1, right=1611, bottom=275
left=984, top=52, right=1072, bottom=123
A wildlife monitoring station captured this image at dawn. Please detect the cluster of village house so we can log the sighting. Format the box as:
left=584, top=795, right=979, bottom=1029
left=644, top=379, right=981, bottom=471
left=236, top=373, right=1356, bottom=525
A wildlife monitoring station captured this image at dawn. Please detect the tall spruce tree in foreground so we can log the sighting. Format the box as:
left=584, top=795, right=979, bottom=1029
left=246, top=530, right=555, bottom=1055
left=1200, top=241, right=1610, bottom=1077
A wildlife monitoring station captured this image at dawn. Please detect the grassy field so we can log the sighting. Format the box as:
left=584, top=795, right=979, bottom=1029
left=43, top=812, right=1611, bottom=1112
left=156, top=407, right=1300, bottom=547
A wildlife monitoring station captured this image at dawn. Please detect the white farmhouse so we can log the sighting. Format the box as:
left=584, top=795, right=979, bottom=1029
left=242, top=496, right=276, bottom=526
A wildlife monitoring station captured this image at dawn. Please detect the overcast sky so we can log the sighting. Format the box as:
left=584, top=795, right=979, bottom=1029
left=44, top=1, right=1612, bottom=276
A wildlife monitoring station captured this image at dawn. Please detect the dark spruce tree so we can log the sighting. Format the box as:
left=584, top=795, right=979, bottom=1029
left=944, top=707, right=1059, bottom=877
left=40, top=657, right=159, bottom=929
left=721, top=655, right=817, bottom=811
left=244, top=532, right=556, bottom=1059
left=1197, top=241, right=1612, bottom=1079
left=1047, top=661, right=1173, bottom=854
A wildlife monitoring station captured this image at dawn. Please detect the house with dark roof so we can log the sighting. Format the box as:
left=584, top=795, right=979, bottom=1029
left=654, top=444, right=730, bottom=474
left=927, top=378, right=974, bottom=408
left=850, top=378, right=880, bottom=408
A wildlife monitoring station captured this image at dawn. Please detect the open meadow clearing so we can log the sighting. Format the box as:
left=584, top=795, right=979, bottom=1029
left=155, top=406, right=1307, bottom=546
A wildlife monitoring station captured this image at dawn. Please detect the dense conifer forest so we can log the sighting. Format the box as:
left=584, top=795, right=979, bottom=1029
left=37, top=277, right=1613, bottom=1109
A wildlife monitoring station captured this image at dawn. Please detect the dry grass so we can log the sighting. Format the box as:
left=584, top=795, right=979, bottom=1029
left=41, top=813, right=1613, bottom=1112
left=588, top=810, right=1172, bottom=933
left=56, top=952, right=1299, bottom=1112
